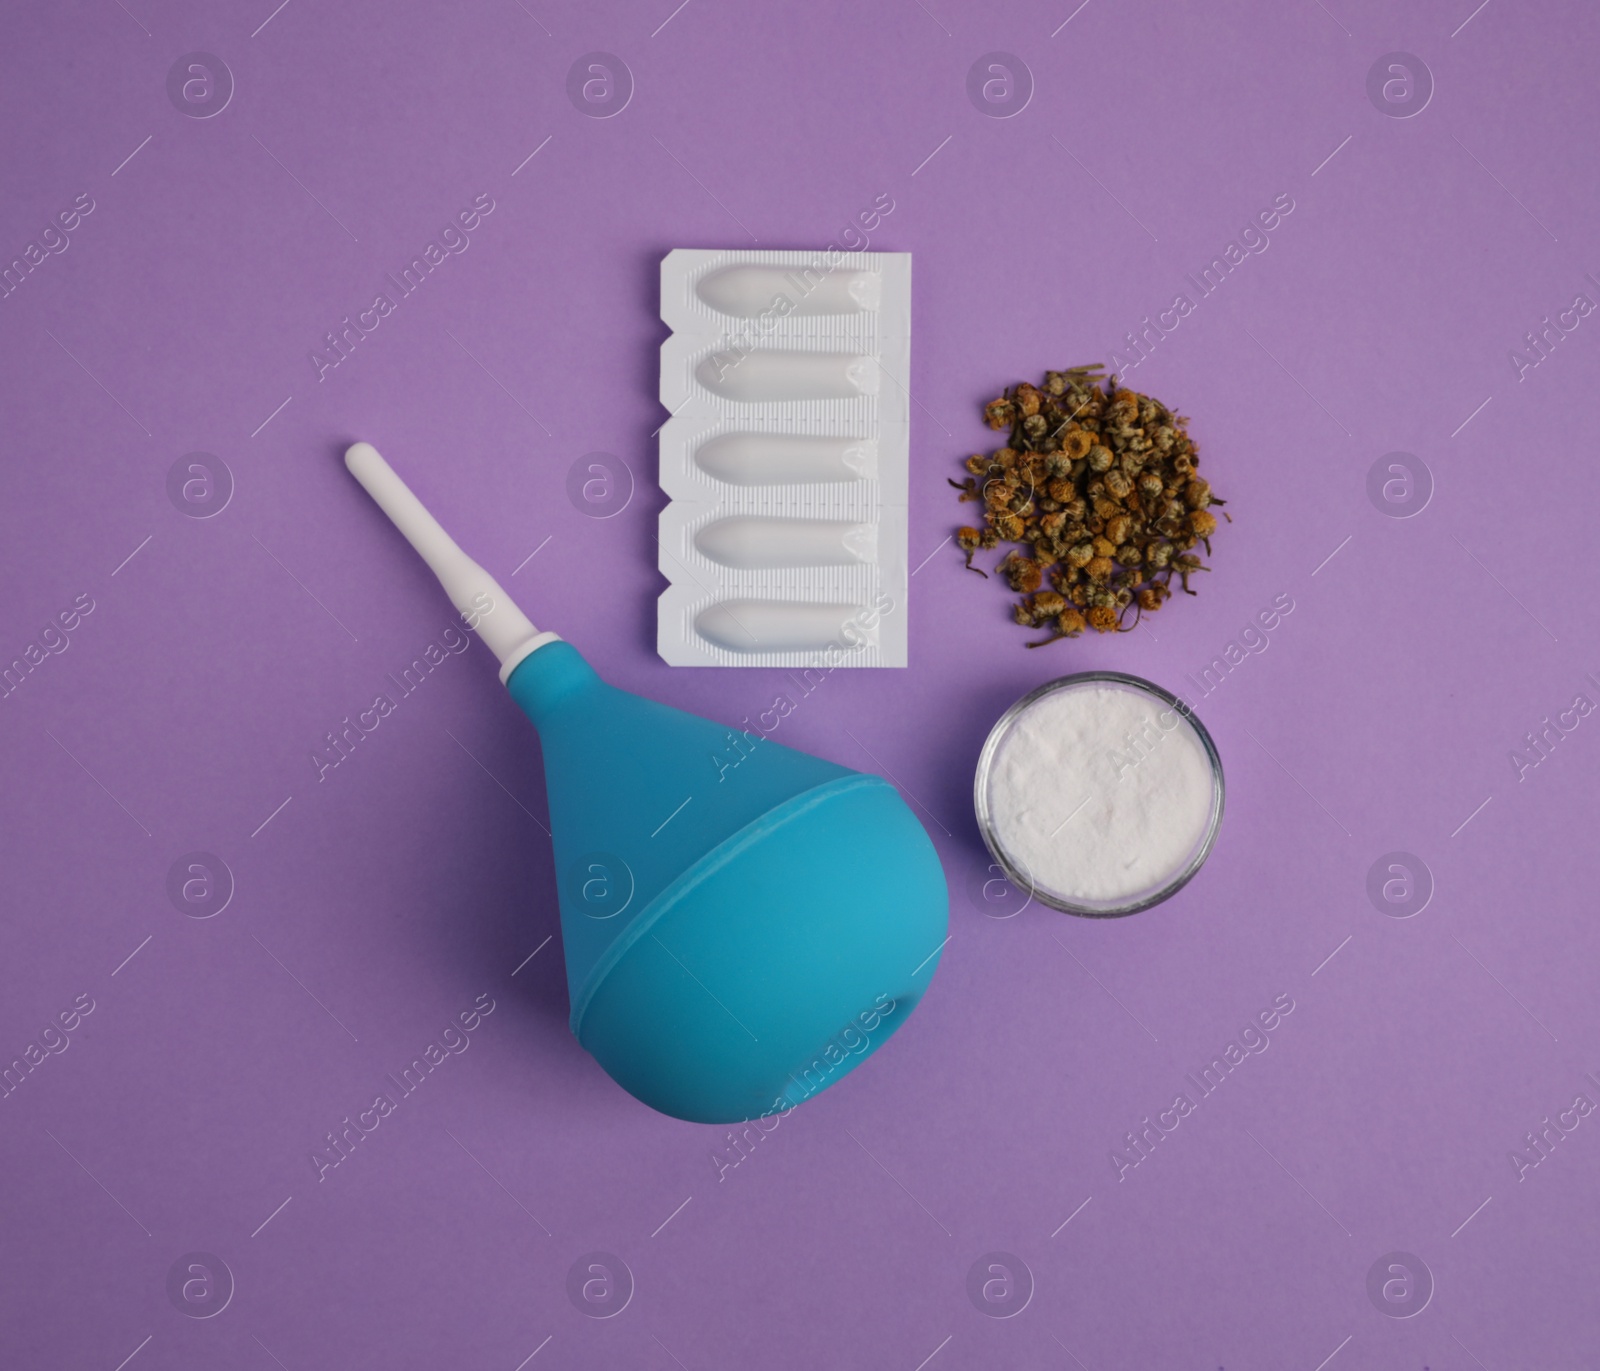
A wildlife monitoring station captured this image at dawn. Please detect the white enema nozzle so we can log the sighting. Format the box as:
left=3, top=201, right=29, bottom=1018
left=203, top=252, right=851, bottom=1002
left=344, top=441, right=559, bottom=682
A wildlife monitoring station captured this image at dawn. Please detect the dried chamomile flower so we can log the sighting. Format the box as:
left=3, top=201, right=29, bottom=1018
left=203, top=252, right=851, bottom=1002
left=951, top=366, right=1227, bottom=641
left=984, top=397, right=1016, bottom=430
left=956, top=526, right=986, bottom=575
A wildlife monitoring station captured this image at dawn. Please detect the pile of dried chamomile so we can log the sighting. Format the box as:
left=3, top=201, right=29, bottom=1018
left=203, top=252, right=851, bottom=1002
left=952, top=366, right=1226, bottom=645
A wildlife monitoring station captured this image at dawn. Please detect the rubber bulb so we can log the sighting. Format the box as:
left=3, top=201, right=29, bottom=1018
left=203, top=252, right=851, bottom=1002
left=507, top=641, right=948, bottom=1123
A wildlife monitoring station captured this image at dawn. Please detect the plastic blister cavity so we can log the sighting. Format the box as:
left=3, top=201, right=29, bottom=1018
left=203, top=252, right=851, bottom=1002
left=658, top=248, right=911, bottom=668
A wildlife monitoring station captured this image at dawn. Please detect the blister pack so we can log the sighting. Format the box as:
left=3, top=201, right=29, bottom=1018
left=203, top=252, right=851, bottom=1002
left=656, top=248, right=911, bottom=667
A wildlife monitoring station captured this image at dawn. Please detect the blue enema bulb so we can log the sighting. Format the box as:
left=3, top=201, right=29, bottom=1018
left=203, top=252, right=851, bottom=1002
left=344, top=442, right=948, bottom=1123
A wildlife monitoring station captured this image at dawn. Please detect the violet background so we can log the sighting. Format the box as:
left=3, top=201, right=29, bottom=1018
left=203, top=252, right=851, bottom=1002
left=2, top=1, right=1597, bottom=1367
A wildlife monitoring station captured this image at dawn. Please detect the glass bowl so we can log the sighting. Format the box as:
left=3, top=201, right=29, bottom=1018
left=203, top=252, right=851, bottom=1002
left=972, top=670, right=1225, bottom=918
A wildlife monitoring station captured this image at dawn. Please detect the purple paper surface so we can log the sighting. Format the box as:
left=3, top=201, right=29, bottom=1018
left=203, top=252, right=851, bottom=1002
left=3, top=2, right=1597, bottom=1367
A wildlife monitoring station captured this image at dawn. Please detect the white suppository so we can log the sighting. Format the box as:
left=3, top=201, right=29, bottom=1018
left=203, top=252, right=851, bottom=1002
left=986, top=683, right=1216, bottom=906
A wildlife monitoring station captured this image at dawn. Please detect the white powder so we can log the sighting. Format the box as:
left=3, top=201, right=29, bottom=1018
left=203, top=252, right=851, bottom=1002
left=984, top=682, right=1216, bottom=907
